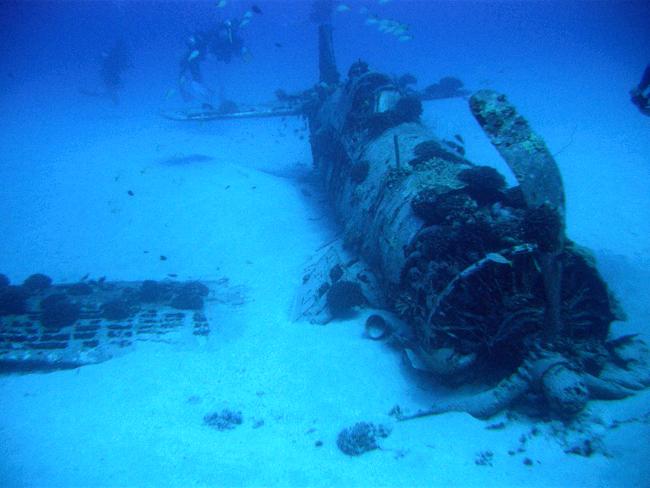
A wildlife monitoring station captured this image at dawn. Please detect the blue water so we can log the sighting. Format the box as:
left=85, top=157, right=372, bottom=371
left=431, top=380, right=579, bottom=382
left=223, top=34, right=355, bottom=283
left=1, top=1, right=650, bottom=486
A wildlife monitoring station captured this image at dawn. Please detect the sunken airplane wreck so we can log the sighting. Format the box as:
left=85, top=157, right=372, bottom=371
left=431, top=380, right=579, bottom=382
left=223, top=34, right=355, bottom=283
left=303, top=35, right=650, bottom=419
left=173, top=20, right=650, bottom=420
left=301, top=28, right=650, bottom=419
left=160, top=23, right=650, bottom=420
left=296, top=26, right=649, bottom=419
left=0, top=274, right=248, bottom=372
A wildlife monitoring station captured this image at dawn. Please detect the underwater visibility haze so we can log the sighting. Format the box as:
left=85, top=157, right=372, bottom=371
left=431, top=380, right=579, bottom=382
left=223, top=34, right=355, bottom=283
left=1, top=1, right=650, bottom=487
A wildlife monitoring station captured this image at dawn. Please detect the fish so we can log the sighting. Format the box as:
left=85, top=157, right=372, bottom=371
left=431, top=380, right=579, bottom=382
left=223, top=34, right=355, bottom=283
left=365, top=16, right=379, bottom=25
left=485, top=253, right=512, bottom=265
left=241, top=46, right=253, bottom=62
left=377, top=20, right=394, bottom=33
left=216, top=0, right=227, bottom=7
left=159, top=153, right=214, bottom=166
left=397, top=34, right=413, bottom=42
left=240, top=17, right=251, bottom=27
left=251, top=4, right=262, bottom=14
left=243, top=10, right=253, bottom=19
left=188, top=50, right=200, bottom=61
left=274, top=42, right=283, bottom=48
left=336, top=4, right=351, bottom=13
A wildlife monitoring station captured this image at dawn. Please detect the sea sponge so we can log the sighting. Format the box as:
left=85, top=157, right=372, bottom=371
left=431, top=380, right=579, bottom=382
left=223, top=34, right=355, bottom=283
left=423, top=76, right=469, bottom=99
left=23, top=273, right=53, bottom=293
left=411, top=139, right=465, bottom=165
left=326, top=280, right=365, bottom=316
left=458, top=166, right=506, bottom=205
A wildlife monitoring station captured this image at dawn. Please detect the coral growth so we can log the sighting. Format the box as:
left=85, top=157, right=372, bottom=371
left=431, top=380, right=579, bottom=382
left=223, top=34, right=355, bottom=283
left=413, top=190, right=477, bottom=225
left=409, top=139, right=466, bottom=167
left=337, top=422, right=390, bottom=456
left=410, top=188, right=439, bottom=223
left=203, top=409, right=243, bottom=431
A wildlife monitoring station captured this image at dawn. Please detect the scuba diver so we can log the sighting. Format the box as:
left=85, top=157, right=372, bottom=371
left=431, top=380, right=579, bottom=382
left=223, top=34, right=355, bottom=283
left=79, top=39, right=130, bottom=104
left=99, top=39, right=130, bottom=104
left=179, top=18, right=251, bottom=103
left=630, top=64, right=650, bottom=116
